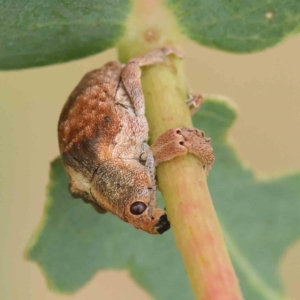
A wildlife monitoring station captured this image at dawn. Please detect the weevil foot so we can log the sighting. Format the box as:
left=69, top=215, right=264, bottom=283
left=150, top=127, right=214, bottom=174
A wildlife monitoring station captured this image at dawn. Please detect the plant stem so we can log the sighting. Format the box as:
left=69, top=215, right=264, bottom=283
left=118, top=1, right=244, bottom=299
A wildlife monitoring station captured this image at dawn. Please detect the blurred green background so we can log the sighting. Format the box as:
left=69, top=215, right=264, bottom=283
left=0, top=37, right=299, bottom=299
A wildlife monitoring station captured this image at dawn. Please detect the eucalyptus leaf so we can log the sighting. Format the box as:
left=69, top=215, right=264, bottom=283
left=27, top=98, right=300, bottom=299
left=165, top=0, right=300, bottom=52
left=0, top=0, right=131, bottom=69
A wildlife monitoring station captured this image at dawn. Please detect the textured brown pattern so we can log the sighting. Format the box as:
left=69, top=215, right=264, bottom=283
left=58, top=61, right=122, bottom=153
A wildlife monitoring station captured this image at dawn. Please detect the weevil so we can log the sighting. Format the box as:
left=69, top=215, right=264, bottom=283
left=58, top=47, right=214, bottom=234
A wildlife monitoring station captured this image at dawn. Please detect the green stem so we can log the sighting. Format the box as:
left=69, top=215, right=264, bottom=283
left=118, top=1, right=244, bottom=299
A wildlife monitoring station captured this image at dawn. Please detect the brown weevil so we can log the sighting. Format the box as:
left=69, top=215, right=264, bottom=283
left=58, top=47, right=214, bottom=234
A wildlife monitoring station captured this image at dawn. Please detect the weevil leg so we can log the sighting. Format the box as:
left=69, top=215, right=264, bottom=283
left=90, top=202, right=107, bottom=214
left=145, top=151, right=156, bottom=188
left=147, top=129, right=188, bottom=165
left=187, top=93, right=203, bottom=115
left=128, top=47, right=183, bottom=66
left=140, top=142, right=150, bottom=161
left=68, top=181, right=107, bottom=214
left=149, top=127, right=215, bottom=174
left=121, top=47, right=183, bottom=116
left=87, top=190, right=107, bottom=214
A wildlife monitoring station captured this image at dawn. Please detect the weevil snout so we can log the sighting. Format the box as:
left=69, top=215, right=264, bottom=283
left=124, top=200, right=170, bottom=234
left=154, top=213, right=170, bottom=234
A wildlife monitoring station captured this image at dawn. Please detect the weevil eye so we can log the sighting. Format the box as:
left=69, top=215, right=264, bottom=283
left=130, top=202, right=147, bottom=215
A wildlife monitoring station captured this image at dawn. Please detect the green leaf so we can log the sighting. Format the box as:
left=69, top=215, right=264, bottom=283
left=0, top=0, right=131, bottom=70
left=165, top=0, right=300, bottom=52
left=27, top=98, right=300, bottom=299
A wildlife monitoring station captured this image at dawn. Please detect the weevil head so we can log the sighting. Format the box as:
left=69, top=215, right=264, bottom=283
left=124, top=192, right=170, bottom=235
